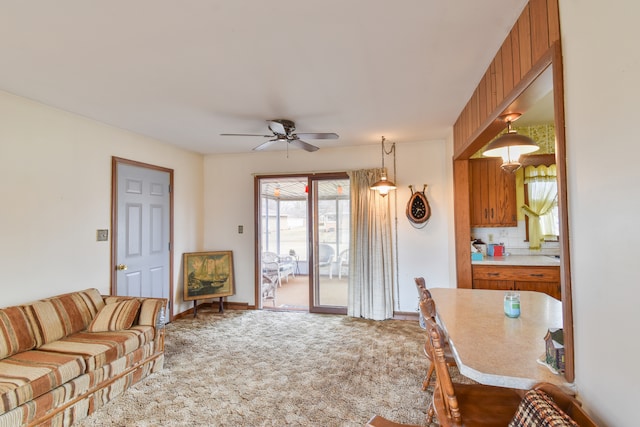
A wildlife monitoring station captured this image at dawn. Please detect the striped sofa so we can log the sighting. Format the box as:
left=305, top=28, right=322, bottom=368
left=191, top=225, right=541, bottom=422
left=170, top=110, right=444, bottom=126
left=0, top=288, right=167, bottom=427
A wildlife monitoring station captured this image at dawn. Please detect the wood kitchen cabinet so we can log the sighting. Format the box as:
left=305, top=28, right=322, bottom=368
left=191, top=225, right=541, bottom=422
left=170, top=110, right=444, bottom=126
left=472, top=265, right=561, bottom=300
left=469, top=158, right=517, bottom=227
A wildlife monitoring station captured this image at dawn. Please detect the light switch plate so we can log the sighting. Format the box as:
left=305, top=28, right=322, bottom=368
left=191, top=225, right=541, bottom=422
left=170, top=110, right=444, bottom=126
left=238, top=225, right=244, bottom=234
left=96, top=229, right=109, bottom=241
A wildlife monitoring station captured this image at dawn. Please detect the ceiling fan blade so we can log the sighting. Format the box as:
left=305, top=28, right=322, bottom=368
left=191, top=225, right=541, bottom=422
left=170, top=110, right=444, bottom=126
left=220, top=133, right=272, bottom=137
left=253, top=139, right=280, bottom=151
left=267, top=120, right=287, bottom=135
left=295, top=132, right=339, bottom=140
left=289, top=139, right=320, bottom=152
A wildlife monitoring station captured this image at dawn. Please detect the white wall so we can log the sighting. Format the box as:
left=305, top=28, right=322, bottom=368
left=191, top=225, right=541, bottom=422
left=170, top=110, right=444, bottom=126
left=0, top=90, right=204, bottom=316
left=560, top=2, right=640, bottom=425
left=202, top=139, right=452, bottom=312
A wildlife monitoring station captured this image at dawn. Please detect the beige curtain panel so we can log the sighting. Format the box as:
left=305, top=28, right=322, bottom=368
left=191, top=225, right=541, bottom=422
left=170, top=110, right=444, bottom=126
left=346, top=168, right=394, bottom=320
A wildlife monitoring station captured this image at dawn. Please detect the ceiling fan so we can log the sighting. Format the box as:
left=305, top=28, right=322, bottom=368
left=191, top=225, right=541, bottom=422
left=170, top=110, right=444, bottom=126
left=220, top=119, right=339, bottom=152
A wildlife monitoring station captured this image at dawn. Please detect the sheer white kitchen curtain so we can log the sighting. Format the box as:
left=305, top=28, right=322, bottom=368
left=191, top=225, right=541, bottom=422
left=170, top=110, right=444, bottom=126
left=521, top=164, right=558, bottom=249
left=346, top=168, right=394, bottom=320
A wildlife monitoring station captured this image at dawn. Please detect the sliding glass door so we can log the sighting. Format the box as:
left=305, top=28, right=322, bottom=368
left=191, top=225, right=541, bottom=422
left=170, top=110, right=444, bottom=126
left=310, top=176, right=349, bottom=314
left=256, top=173, right=349, bottom=314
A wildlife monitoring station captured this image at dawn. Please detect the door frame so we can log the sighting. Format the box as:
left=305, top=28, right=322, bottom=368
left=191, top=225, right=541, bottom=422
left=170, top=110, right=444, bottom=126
left=254, top=172, right=348, bottom=314
left=111, top=156, right=174, bottom=321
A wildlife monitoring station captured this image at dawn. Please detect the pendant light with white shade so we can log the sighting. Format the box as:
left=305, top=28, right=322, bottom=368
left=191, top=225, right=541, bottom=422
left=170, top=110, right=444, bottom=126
left=483, top=113, right=540, bottom=173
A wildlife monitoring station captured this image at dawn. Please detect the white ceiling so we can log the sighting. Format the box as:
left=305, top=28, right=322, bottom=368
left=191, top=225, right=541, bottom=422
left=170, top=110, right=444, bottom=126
left=0, top=1, right=529, bottom=154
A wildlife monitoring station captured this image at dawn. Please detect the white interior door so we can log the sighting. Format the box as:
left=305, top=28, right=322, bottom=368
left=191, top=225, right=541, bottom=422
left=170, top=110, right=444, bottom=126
left=114, top=161, right=171, bottom=311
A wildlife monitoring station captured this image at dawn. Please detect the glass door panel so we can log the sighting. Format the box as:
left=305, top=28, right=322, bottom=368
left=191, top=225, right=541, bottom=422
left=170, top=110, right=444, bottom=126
left=311, top=177, right=349, bottom=313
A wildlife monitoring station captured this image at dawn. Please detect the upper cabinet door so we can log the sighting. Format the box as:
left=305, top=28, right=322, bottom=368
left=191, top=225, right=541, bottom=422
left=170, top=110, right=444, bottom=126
left=469, top=158, right=517, bottom=227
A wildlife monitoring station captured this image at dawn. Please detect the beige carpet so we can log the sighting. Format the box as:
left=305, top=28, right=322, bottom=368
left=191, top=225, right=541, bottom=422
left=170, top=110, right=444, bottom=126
left=76, top=310, right=466, bottom=427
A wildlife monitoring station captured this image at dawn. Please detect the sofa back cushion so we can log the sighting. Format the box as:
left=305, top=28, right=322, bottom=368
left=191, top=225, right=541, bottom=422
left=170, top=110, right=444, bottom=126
left=87, top=299, right=141, bottom=332
left=23, top=288, right=106, bottom=347
left=0, top=307, right=36, bottom=359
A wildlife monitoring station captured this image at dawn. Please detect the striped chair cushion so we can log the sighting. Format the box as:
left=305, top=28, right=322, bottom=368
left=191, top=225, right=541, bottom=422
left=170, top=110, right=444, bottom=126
left=0, top=350, right=85, bottom=415
left=38, top=326, right=153, bottom=372
left=0, top=307, right=35, bottom=359
left=509, top=389, right=579, bottom=427
left=87, top=299, right=141, bottom=332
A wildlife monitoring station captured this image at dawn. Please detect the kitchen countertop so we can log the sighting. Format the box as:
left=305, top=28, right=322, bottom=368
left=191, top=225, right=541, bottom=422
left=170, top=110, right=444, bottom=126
left=472, top=255, right=560, bottom=266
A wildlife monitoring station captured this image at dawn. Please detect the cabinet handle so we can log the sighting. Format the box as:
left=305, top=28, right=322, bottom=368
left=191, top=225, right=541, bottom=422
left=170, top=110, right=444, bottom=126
left=530, top=273, right=544, bottom=277
left=488, top=273, right=500, bottom=277
left=484, top=208, right=488, bottom=219
left=491, top=208, right=494, bottom=219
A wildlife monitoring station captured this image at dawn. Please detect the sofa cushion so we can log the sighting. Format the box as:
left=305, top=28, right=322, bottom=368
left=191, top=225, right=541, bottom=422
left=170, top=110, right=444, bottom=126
left=38, top=326, right=154, bottom=372
left=0, top=350, right=86, bottom=415
left=509, top=389, right=579, bottom=427
left=0, top=307, right=35, bottom=359
left=23, top=288, right=106, bottom=347
left=88, top=299, right=141, bottom=332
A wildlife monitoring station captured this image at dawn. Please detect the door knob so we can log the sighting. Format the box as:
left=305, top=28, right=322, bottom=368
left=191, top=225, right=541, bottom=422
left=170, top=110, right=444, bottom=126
left=116, top=264, right=128, bottom=271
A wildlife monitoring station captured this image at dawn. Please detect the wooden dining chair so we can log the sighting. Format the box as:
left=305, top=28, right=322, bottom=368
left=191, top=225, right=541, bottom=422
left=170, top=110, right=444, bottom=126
left=414, top=277, right=431, bottom=301
left=418, top=298, right=457, bottom=390
left=424, top=316, right=523, bottom=426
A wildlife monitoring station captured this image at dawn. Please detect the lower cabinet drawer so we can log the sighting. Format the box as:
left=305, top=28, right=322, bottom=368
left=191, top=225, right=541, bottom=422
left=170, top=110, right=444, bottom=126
left=472, top=265, right=562, bottom=300
left=472, top=265, right=560, bottom=282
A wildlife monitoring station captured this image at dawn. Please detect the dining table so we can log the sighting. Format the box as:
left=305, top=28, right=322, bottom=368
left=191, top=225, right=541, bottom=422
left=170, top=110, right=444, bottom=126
left=429, top=288, right=572, bottom=391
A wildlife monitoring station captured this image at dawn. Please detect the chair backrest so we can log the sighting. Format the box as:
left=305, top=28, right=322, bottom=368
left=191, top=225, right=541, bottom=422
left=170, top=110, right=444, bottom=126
left=318, top=244, right=335, bottom=262
left=425, top=316, right=462, bottom=424
left=262, top=251, right=278, bottom=263
left=339, top=249, right=349, bottom=264
left=414, top=277, right=432, bottom=300
left=419, top=298, right=437, bottom=321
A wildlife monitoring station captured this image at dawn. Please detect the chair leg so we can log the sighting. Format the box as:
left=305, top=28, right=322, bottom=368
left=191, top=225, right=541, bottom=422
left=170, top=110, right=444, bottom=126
left=426, top=402, right=435, bottom=424
left=422, top=363, right=434, bottom=391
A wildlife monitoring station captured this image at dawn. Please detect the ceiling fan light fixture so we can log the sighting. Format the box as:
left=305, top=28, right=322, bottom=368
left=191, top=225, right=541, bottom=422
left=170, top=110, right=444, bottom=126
left=221, top=119, right=338, bottom=152
left=483, top=113, right=539, bottom=172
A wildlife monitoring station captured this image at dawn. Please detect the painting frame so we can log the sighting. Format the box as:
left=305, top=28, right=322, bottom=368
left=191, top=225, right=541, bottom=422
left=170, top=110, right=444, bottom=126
left=183, top=251, right=235, bottom=301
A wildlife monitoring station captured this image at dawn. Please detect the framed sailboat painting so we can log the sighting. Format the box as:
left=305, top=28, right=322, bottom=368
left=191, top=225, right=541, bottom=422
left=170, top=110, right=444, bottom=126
left=183, top=251, right=235, bottom=301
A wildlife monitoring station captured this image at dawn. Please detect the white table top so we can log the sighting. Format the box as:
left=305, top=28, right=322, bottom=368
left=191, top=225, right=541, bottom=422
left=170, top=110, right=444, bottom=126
left=429, top=288, right=572, bottom=391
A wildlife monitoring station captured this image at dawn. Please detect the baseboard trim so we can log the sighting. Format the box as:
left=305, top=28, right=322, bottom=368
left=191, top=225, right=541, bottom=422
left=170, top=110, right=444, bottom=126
left=174, top=303, right=418, bottom=322
left=174, top=300, right=250, bottom=320
left=392, top=311, right=419, bottom=321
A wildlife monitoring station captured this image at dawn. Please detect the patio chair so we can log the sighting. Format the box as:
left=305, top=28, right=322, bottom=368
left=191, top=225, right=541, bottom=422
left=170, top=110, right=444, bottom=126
left=317, top=244, right=335, bottom=279
left=338, top=249, right=349, bottom=279
left=261, top=273, right=278, bottom=306
left=262, top=251, right=295, bottom=287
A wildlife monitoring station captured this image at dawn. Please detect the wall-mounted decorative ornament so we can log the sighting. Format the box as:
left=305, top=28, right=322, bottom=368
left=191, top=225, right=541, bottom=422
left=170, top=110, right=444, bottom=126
left=406, top=185, right=431, bottom=228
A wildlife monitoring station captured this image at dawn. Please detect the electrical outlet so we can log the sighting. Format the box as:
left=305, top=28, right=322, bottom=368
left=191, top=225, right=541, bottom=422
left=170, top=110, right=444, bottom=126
left=96, top=229, right=109, bottom=241
left=488, top=233, right=494, bottom=243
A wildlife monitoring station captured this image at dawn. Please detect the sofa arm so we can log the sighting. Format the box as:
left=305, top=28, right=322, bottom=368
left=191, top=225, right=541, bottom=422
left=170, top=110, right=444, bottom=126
left=137, top=298, right=167, bottom=353
left=138, top=298, right=167, bottom=327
